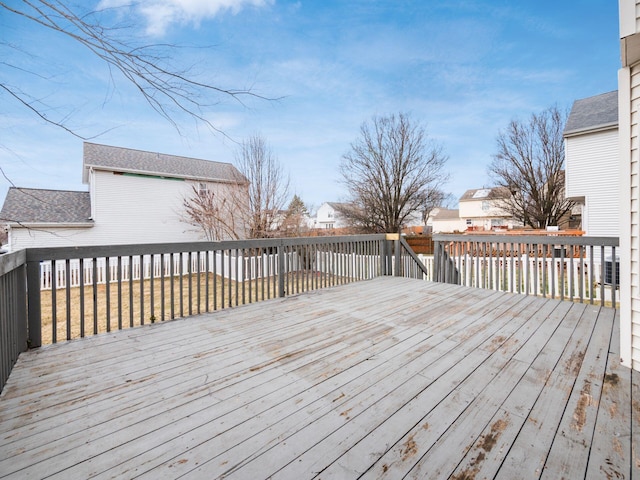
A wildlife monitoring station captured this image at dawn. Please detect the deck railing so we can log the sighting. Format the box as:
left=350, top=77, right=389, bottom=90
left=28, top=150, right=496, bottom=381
left=0, top=234, right=429, bottom=393
left=433, top=233, right=620, bottom=306
left=0, top=250, right=27, bottom=392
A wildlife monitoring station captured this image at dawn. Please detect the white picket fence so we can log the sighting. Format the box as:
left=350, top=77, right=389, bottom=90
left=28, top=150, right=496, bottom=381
left=39, top=251, right=382, bottom=290
left=441, top=253, right=616, bottom=305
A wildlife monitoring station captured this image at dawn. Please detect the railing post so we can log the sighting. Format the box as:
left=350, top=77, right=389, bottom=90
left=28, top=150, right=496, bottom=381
left=380, top=238, right=389, bottom=276
left=384, top=234, right=400, bottom=276
left=384, top=234, right=402, bottom=277
left=26, top=259, right=42, bottom=348
left=277, top=241, right=286, bottom=298
left=16, top=263, right=28, bottom=350
left=433, top=240, right=441, bottom=282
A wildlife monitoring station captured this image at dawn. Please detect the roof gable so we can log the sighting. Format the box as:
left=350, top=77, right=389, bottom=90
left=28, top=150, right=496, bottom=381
left=432, top=208, right=460, bottom=220
left=0, top=188, right=91, bottom=225
left=564, top=91, right=618, bottom=136
left=82, top=142, right=246, bottom=184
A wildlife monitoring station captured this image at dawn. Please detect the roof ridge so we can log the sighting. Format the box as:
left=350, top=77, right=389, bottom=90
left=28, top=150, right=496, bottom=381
left=8, top=186, right=88, bottom=194
left=83, top=142, right=235, bottom=167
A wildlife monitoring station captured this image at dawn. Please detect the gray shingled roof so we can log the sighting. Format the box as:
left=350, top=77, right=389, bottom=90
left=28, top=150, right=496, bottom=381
left=82, top=142, right=246, bottom=184
left=459, top=187, right=510, bottom=202
left=0, top=188, right=92, bottom=225
left=432, top=208, right=460, bottom=220
left=564, top=91, right=618, bottom=136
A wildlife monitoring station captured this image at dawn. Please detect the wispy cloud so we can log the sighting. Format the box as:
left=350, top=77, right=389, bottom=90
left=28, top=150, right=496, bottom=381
left=98, top=0, right=274, bottom=36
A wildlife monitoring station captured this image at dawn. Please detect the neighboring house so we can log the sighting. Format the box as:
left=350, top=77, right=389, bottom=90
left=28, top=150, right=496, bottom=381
left=428, top=208, right=466, bottom=233
left=0, top=142, right=246, bottom=250
left=1, top=189, right=93, bottom=248
left=314, top=202, right=350, bottom=230
left=564, top=90, right=619, bottom=237
left=458, top=187, right=519, bottom=231
left=619, top=0, right=640, bottom=371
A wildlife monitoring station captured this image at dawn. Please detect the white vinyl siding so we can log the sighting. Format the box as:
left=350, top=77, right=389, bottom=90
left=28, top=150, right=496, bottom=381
left=631, top=64, right=640, bottom=369
left=565, top=128, right=619, bottom=237
left=91, top=171, right=199, bottom=245
left=9, top=226, right=94, bottom=250
left=620, top=60, right=640, bottom=370
left=315, top=203, right=348, bottom=229
left=431, top=218, right=466, bottom=233
left=7, top=172, right=240, bottom=249
left=458, top=199, right=509, bottom=219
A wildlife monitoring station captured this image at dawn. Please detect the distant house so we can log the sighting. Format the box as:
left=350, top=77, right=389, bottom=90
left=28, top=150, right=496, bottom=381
left=427, top=208, right=466, bottom=233
left=0, top=142, right=247, bottom=251
left=314, top=202, right=350, bottom=230
left=0, top=189, right=93, bottom=248
left=564, top=90, right=619, bottom=237
left=458, top=187, right=519, bottom=231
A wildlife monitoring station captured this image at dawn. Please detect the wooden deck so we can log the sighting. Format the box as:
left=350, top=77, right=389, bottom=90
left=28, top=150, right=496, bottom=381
left=0, top=277, right=638, bottom=479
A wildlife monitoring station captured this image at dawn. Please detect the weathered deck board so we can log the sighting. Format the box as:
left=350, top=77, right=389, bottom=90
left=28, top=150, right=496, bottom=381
left=0, top=277, right=636, bottom=480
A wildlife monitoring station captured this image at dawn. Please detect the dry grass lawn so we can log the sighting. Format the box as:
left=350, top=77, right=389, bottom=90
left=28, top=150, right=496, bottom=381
left=39, top=272, right=338, bottom=345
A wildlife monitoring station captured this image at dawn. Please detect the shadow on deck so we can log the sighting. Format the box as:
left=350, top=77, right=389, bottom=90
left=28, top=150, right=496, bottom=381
left=0, top=277, right=638, bottom=479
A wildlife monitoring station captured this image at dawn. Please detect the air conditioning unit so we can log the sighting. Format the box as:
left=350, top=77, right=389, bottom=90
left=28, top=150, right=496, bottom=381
left=604, top=255, right=620, bottom=286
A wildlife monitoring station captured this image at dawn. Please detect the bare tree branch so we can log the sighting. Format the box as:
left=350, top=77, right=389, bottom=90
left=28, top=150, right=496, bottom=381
left=182, top=183, right=245, bottom=241
left=0, top=0, right=278, bottom=139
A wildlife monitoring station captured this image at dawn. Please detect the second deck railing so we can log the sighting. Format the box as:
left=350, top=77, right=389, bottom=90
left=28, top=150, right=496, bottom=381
left=433, top=233, right=620, bottom=306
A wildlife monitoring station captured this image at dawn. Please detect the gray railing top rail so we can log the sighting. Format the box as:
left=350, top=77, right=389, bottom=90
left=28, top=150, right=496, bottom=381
left=0, top=250, right=26, bottom=276
left=433, top=233, right=619, bottom=247
left=24, top=234, right=388, bottom=262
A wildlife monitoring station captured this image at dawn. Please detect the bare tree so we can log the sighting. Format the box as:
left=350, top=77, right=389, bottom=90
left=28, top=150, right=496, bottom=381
left=0, top=1, right=271, bottom=138
left=235, top=135, right=290, bottom=239
left=421, top=187, right=455, bottom=227
left=278, top=194, right=310, bottom=237
left=339, top=113, right=449, bottom=233
left=182, top=183, right=246, bottom=241
left=488, top=106, right=573, bottom=229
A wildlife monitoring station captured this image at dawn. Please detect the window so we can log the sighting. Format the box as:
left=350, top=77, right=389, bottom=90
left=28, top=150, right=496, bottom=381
left=198, top=182, right=207, bottom=196
left=325, top=223, right=334, bottom=229
left=466, top=219, right=473, bottom=226
left=482, top=201, right=490, bottom=212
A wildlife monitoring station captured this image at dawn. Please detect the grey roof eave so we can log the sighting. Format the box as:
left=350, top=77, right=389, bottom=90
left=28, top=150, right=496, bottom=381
left=6, top=221, right=94, bottom=228
left=85, top=164, right=248, bottom=185
left=563, top=121, right=618, bottom=138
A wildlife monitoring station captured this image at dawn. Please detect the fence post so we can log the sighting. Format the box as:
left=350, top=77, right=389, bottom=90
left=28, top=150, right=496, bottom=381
left=26, top=259, right=42, bottom=348
left=277, top=241, right=286, bottom=298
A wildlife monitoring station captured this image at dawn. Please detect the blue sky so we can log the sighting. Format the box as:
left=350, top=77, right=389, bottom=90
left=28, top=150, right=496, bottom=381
left=0, top=0, right=621, bottom=212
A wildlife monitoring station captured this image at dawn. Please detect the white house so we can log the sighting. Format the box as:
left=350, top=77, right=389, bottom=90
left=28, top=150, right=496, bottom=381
left=428, top=208, right=466, bottom=233
left=458, top=187, right=519, bottom=231
left=619, top=0, right=640, bottom=371
left=314, top=202, right=350, bottom=230
left=564, top=91, right=619, bottom=237
left=0, top=142, right=247, bottom=250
